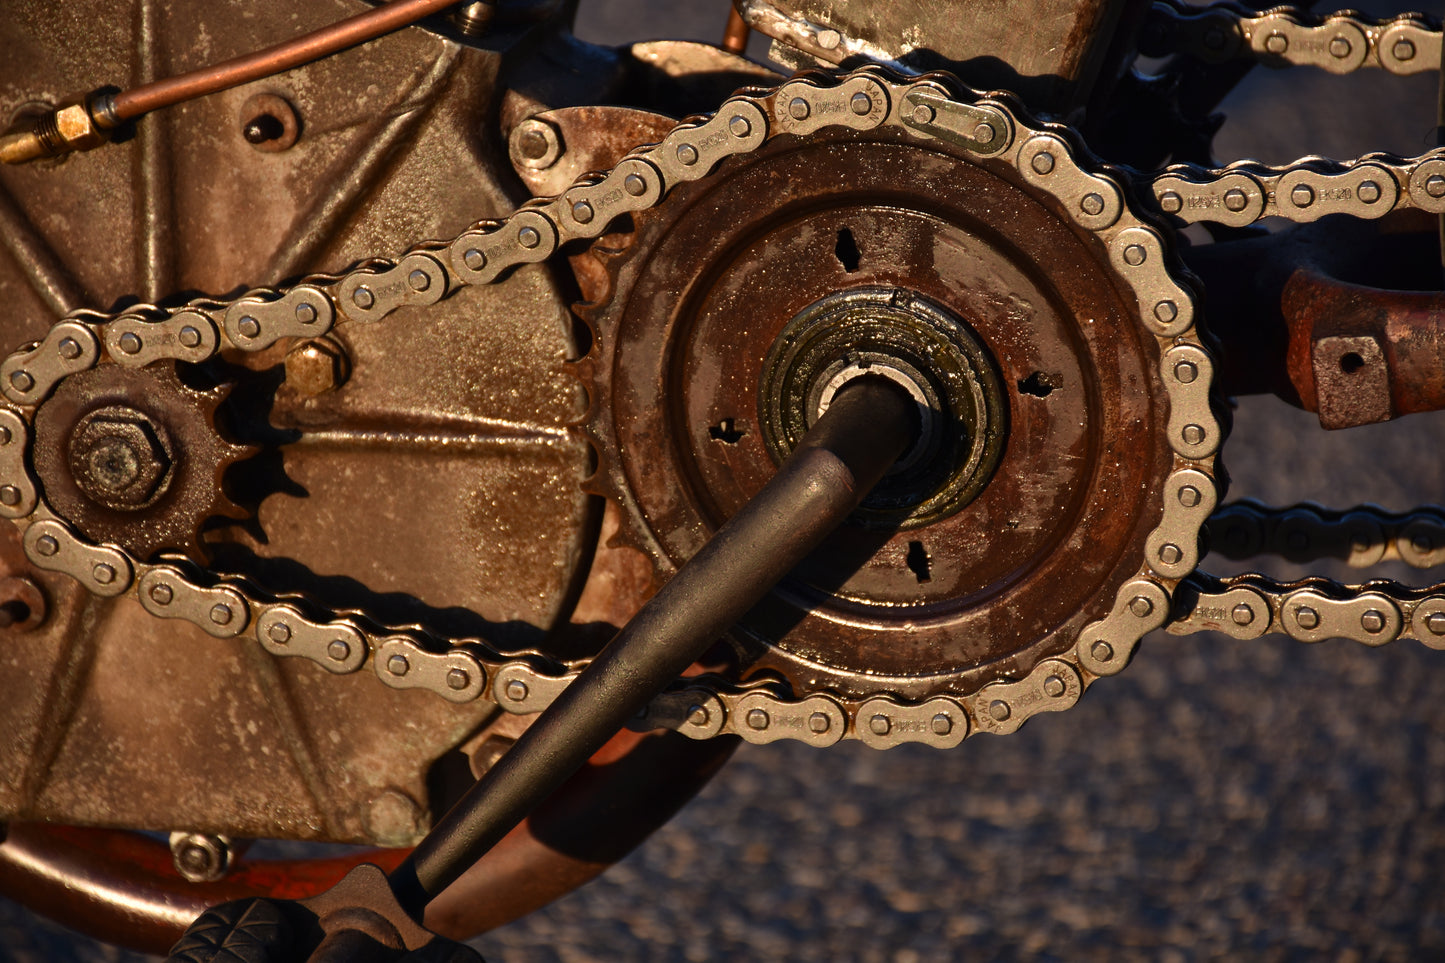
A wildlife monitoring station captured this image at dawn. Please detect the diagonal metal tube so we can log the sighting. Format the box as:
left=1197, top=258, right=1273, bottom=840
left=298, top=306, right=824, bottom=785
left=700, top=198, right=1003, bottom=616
left=392, top=376, right=917, bottom=912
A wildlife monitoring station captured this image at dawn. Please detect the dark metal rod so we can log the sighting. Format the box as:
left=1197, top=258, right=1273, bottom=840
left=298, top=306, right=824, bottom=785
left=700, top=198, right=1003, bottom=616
left=393, top=376, right=917, bottom=912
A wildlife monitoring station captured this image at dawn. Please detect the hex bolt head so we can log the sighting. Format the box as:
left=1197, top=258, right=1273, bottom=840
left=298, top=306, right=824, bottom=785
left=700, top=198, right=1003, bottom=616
left=1295, top=606, right=1321, bottom=630
left=869, top=714, right=891, bottom=735
left=169, top=832, right=232, bottom=884
left=512, top=118, right=562, bottom=170
left=746, top=707, right=770, bottom=730
left=68, top=408, right=172, bottom=510
left=285, top=339, right=349, bottom=397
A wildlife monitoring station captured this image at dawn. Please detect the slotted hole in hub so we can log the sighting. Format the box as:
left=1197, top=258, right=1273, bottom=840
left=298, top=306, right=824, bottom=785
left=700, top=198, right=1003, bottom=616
left=906, top=540, right=932, bottom=583
left=834, top=227, right=861, bottom=273
left=1018, top=371, right=1056, bottom=398
left=709, top=417, right=745, bottom=444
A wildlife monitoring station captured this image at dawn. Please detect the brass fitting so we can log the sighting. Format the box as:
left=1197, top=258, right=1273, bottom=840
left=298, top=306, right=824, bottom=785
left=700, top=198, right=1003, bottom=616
left=0, top=89, right=119, bottom=165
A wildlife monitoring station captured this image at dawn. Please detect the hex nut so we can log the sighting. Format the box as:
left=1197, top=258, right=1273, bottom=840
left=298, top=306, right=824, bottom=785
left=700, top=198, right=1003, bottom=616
left=510, top=117, right=562, bottom=171
left=285, top=338, right=349, bottom=396
left=67, top=408, right=172, bottom=509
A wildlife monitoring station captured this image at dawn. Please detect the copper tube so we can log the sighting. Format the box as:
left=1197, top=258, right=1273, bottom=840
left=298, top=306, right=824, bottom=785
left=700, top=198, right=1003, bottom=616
left=722, top=5, right=751, bottom=54
left=112, top=0, right=463, bottom=122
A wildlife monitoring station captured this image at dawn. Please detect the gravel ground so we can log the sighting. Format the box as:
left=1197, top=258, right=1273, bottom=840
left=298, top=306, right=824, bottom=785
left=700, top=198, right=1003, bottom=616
left=5, top=2, right=1445, bottom=961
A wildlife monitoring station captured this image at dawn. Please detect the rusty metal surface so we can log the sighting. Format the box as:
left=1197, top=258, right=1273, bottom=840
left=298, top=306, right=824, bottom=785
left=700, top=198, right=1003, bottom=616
left=582, top=124, right=1172, bottom=701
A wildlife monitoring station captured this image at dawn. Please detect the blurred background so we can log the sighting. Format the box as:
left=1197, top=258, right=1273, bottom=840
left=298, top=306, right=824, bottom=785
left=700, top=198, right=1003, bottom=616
left=4, top=0, right=1445, bottom=960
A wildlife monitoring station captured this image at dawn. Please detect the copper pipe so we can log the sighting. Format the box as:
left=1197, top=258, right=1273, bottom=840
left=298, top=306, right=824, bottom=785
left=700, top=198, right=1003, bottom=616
left=722, top=5, right=751, bottom=54
left=112, top=0, right=463, bottom=122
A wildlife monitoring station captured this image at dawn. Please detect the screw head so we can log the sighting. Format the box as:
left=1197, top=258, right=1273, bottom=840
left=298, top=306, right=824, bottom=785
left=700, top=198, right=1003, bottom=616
left=504, top=678, right=528, bottom=701
left=789, top=97, right=811, bottom=121
left=1031, top=151, right=1056, bottom=175
left=446, top=667, right=470, bottom=690
left=1295, top=606, right=1320, bottom=630
left=988, top=700, right=1011, bottom=721
left=68, top=409, right=172, bottom=509
left=746, top=707, right=769, bottom=730
left=869, top=714, right=891, bottom=735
